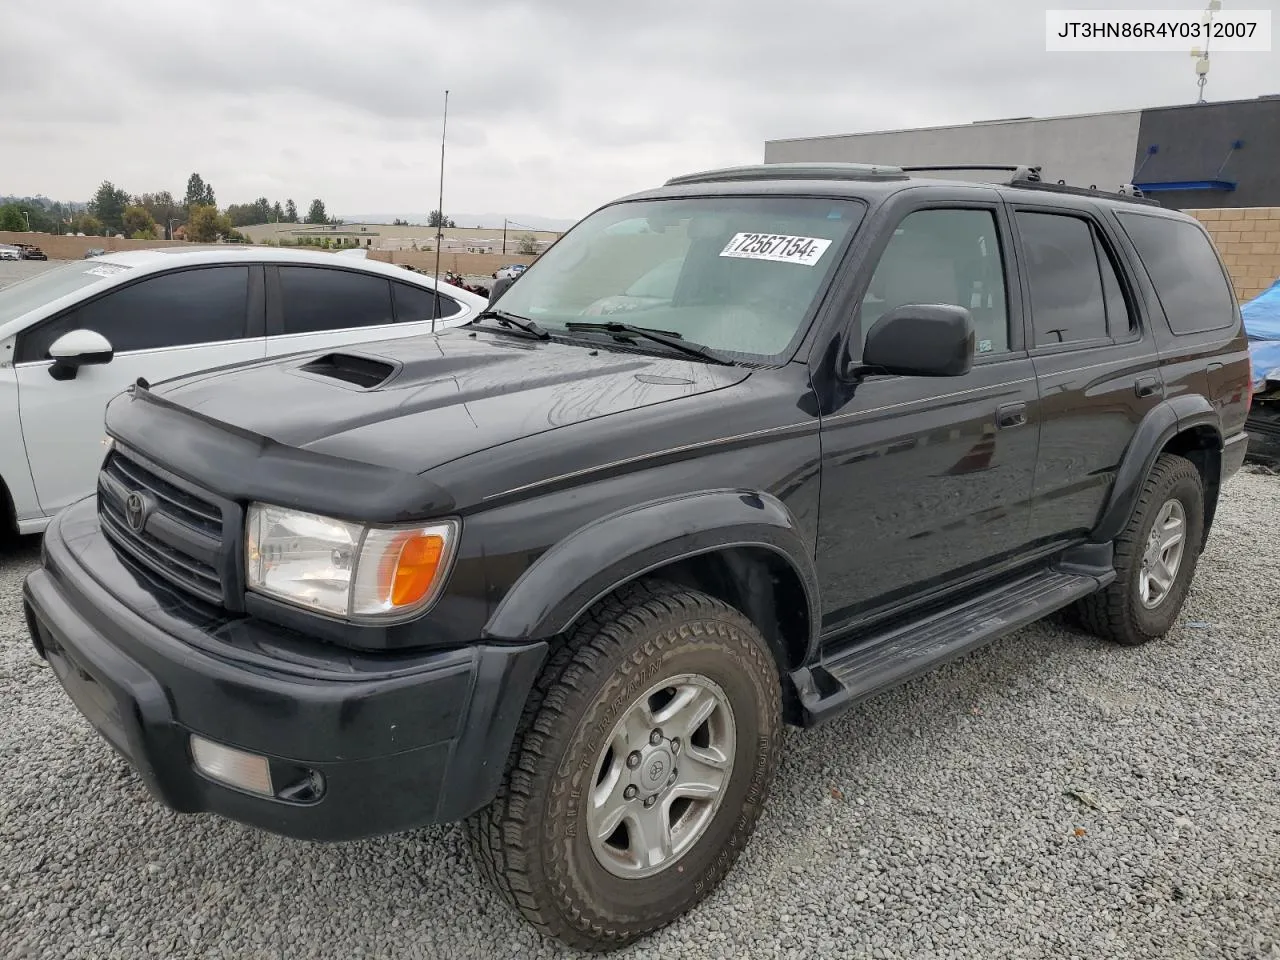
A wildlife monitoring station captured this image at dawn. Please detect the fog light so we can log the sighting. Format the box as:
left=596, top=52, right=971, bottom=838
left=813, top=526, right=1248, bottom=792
left=190, top=736, right=274, bottom=797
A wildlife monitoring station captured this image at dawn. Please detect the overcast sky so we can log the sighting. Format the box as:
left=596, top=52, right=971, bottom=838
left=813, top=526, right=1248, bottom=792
left=2, top=0, right=1276, bottom=221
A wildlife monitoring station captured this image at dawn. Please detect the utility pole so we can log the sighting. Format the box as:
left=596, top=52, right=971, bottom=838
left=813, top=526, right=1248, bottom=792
left=502, top=218, right=508, bottom=256
left=21, top=210, right=31, bottom=231
left=1191, top=0, right=1222, bottom=103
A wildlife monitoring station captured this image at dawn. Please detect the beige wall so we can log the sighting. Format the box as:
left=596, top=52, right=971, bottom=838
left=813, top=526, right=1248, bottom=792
left=367, top=249, right=537, bottom=276
left=0, top=231, right=186, bottom=260
left=1185, top=208, right=1280, bottom=304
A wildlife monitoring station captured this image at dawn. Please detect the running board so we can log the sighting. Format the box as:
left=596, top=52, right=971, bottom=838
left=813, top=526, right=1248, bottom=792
left=793, top=567, right=1114, bottom=726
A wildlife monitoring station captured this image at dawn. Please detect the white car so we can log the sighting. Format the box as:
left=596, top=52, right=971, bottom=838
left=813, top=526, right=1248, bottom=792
left=493, top=263, right=527, bottom=281
left=0, top=247, right=485, bottom=535
left=0, top=245, right=22, bottom=261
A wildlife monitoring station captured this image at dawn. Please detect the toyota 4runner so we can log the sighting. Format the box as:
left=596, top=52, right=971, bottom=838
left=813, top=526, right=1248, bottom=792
left=24, top=162, right=1251, bottom=951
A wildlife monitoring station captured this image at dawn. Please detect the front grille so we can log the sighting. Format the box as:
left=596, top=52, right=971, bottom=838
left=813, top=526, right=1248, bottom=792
left=98, top=448, right=227, bottom=605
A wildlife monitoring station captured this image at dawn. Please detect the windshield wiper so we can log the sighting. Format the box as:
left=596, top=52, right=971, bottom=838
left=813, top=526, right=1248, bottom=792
left=562, top=321, right=736, bottom=366
left=471, top=309, right=550, bottom=340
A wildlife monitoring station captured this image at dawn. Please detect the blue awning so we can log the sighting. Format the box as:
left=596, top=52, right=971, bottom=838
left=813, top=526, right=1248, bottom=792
left=1132, top=179, right=1237, bottom=192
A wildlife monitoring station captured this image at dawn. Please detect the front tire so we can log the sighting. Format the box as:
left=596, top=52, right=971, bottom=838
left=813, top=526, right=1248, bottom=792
left=1077, top=452, right=1205, bottom=646
left=465, top=580, right=782, bottom=951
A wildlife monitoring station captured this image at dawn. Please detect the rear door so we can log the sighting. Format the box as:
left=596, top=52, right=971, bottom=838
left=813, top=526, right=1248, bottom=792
left=264, top=266, right=473, bottom=358
left=1011, top=202, right=1165, bottom=545
left=15, top=264, right=266, bottom=516
left=816, top=195, right=1041, bottom=634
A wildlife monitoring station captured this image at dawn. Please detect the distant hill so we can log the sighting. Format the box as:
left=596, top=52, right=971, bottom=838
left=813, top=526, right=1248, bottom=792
left=336, top=212, right=577, bottom=231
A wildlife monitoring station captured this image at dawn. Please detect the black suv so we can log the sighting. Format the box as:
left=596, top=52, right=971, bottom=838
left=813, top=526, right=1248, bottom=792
left=24, top=162, right=1250, bottom=951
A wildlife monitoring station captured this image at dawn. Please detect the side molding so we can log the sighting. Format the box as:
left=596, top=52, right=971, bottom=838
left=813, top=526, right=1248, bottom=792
left=482, top=489, right=820, bottom=657
left=1091, top=395, right=1221, bottom=544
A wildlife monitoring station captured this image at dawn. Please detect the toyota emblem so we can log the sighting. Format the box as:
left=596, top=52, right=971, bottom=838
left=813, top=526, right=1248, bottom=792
left=124, top=492, right=148, bottom=532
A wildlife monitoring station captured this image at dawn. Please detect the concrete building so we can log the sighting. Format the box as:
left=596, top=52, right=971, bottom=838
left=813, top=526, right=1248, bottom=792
left=765, top=94, right=1280, bottom=211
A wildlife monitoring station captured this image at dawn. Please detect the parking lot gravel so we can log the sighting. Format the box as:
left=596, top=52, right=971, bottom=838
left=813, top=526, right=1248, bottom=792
left=2, top=473, right=1279, bottom=958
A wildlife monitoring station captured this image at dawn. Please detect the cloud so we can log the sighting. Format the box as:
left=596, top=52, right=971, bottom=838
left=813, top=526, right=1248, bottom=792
left=1, top=0, right=1275, bottom=220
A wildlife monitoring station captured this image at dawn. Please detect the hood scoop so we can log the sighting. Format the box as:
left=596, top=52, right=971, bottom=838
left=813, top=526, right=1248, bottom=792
left=297, top=352, right=399, bottom=390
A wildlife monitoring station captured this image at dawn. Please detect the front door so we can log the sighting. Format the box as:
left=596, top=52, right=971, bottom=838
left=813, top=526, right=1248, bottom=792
left=15, top=265, right=266, bottom=516
left=817, top=201, right=1040, bottom=636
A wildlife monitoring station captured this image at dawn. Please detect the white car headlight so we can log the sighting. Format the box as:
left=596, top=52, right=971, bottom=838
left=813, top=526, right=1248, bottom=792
left=245, top=503, right=458, bottom=621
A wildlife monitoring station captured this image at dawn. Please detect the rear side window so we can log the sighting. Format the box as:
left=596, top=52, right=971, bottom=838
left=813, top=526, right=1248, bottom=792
left=16, top=266, right=249, bottom=363
left=1017, top=213, right=1110, bottom=346
left=279, top=267, right=394, bottom=334
left=1117, top=213, right=1236, bottom=334
left=392, top=281, right=462, bottom=323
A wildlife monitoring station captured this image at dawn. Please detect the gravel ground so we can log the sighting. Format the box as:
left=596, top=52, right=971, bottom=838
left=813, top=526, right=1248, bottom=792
left=2, top=472, right=1279, bottom=960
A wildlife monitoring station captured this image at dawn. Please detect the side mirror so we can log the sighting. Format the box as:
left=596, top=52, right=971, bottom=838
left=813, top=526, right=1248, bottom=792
left=47, top=329, right=114, bottom=381
left=488, top=275, right=514, bottom=305
left=854, top=304, right=974, bottom=378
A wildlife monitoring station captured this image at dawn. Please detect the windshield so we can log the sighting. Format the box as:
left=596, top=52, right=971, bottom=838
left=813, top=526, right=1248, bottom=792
left=0, top=260, right=131, bottom=324
left=493, top=196, right=864, bottom=360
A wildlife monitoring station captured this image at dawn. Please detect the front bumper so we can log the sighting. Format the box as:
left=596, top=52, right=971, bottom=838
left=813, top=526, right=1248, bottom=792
left=24, top=500, right=546, bottom=842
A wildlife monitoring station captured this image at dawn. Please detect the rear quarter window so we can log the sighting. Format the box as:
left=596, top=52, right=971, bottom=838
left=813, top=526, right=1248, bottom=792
left=1117, top=213, right=1236, bottom=335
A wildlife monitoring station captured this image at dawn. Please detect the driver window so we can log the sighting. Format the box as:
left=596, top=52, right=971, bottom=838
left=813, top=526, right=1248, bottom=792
left=861, top=209, right=1009, bottom=356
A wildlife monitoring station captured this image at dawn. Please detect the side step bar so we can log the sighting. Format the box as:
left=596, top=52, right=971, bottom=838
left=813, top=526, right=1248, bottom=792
left=792, top=567, right=1114, bottom=726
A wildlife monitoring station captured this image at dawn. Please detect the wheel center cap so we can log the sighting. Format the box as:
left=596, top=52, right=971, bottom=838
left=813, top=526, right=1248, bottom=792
left=639, top=747, right=673, bottom=791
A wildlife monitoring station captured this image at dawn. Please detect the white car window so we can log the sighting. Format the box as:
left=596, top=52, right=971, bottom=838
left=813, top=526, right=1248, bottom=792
left=279, top=267, right=394, bottom=334
left=16, top=266, right=250, bottom=362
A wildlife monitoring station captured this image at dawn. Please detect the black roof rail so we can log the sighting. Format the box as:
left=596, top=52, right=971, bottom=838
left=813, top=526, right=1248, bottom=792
left=666, top=162, right=909, bottom=186
left=897, top=163, right=1161, bottom=206
left=1005, top=176, right=1162, bottom=206
left=899, top=163, right=1043, bottom=183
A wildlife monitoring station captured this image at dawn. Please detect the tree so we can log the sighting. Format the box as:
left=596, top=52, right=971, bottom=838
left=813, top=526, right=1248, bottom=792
left=427, top=209, right=455, bottom=228
left=71, top=213, right=105, bottom=236
left=184, top=173, right=216, bottom=211
left=272, top=201, right=284, bottom=222
left=135, top=191, right=181, bottom=237
left=516, top=233, right=538, bottom=255
left=0, top=205, right=25, bottom=231
left=122, top=205, right=158, bottom=239
left=284, top=199, right=299, bottom=222
left=305, top=198, right=328, bottom=224
left=186, top=203, right=232, bottom=242
left=89, top=180, right=131, bottom=235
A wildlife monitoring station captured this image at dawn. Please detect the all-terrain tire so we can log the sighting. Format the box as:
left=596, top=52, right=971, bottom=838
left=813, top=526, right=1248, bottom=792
left=1076, top=453, right=1204, bottom=646
left=464, top=579, right=783, bottom=951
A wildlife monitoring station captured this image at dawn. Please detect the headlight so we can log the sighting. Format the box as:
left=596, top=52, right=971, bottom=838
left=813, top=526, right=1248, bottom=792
left=245, top=503, right=458, bottom=621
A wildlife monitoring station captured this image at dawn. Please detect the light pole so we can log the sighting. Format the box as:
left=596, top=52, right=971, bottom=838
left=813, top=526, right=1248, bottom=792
left=21, top=210, right=31, bottom=231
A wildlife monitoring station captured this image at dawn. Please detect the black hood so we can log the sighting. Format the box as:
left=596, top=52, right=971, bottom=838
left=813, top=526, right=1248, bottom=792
left=148, top=328, right=749, bottom=475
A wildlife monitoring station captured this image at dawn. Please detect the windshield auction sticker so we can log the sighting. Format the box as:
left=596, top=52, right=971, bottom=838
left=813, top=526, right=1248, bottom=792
left=719, top=233, right=832, bottom=266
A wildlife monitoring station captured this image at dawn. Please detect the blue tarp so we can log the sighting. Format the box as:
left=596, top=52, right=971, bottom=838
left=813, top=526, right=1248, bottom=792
left=1243, top=278, right=1280, bottom=392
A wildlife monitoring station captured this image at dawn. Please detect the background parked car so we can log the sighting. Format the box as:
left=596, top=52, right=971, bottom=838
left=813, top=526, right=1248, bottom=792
left=0, top=247, right=485, bottom=534
left=16, top=243, right=49, bottom=260
left=0, top=245, right=21, bottom=261
left=82, top=248, right=106, bottom=259
left=492, top=263, right=527, bottom=280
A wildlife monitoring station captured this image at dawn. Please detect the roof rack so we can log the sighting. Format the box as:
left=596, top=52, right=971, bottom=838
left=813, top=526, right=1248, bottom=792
left=900, top=163, right=1044, bottom=183
left=665, top=162, right=909, bottom=186
left=899, top=163, right=1160, bottom=206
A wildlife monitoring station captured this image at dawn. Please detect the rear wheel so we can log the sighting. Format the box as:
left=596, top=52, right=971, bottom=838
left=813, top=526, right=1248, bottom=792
left=1077, top=453, right=1204, bottom=645
left=465, top=580, right=782, bottom=951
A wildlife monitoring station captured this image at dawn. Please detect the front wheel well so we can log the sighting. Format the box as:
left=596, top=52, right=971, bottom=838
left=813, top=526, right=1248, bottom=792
left=632, top=547, right=811, bottom=724
left=1160, top=426, right=1221, bottom=543
left=0, top=475, right=16, bottom=541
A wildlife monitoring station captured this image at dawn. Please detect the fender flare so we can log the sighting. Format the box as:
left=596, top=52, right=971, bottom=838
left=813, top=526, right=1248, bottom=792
left=482, top=489, right=821, bottom=659
left=1091, top=394, right=1221, bottom=544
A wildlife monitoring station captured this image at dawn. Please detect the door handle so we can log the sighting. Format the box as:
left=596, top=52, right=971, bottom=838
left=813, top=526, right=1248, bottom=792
left=1135, top=376, right=1162, bottom=398
left=996, top=402, right=1027, bottom=429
